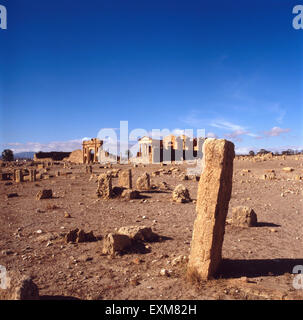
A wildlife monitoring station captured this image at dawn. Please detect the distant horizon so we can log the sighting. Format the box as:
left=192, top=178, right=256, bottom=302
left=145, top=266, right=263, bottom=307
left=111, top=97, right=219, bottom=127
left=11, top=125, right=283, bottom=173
left=2, top=135, right=303, bottom=157
left=1, top=1, right=302, bottom=155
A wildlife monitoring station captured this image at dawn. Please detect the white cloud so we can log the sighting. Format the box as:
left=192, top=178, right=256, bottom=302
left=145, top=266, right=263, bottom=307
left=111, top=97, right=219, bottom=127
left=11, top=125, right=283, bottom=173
left=211, top=119, right=265, bottom=141
left=1, top=139, right=83, bottom=153
left=246, top=133, right=261, bottom=138
left=206, top=132, right=218, bottom=138
left=224, top=130, right=248, bottom=142
left=210, top=120, right=245, bottom=132
left=264, top=127, right=290, bottom=137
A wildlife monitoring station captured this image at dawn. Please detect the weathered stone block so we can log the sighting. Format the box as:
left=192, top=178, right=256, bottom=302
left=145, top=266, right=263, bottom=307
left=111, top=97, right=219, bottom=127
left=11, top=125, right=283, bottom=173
left=232, top=206, right=258, bottom=227
left=102, top=233, right=132, bottom=255
left=121, top=189, right=140, bottom=200
left=96, top=173, right=113, bottom=199
left=117, top=225, right=156, bottom=241
left=36, top=189, right=53, bottom=200
left=65, top=228, right=96, bottom=243
left=172, top=184, right=191, bottom=203
left=29, top=169, right=36, bottom=182
left=15, top=170, right=23, bottom=183
left=136, top=172, right=150, bottom=191
left=118, top=169, right=132, bottom=189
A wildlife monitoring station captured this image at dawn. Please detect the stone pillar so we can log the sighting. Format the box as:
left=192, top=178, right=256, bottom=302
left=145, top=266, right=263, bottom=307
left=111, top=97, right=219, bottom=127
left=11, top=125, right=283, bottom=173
left=96, top=173, right=113, bottom=199
left=29, top=169, right=36, bottom=182
left=187, top=139, right=235, bottom=280
left=15, top=170, right=23, bottom=183
left=118, top=169, right=132, bottom=189
left=136, top=172, right=150, bottom=191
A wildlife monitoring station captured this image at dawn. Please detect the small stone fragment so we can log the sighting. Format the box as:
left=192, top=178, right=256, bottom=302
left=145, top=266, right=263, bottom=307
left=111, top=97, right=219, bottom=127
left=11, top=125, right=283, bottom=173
left=231, top=206, right=258, bottom=227
left=172, top=184, right=191, bottom=203
left=102, top=233, right=132, bottom=255
left=36, top=189, right=52, bottom=200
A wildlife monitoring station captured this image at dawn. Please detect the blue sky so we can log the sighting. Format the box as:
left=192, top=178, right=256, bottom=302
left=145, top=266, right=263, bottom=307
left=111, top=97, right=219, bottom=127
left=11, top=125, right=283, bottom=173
left=0, top=0, right=302, bottom=154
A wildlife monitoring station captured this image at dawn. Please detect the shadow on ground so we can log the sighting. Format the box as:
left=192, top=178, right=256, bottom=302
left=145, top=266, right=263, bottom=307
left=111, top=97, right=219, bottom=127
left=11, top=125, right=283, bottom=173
left=40, top=295, right=80, bottom=300
left=216, top=258, right=303, bottom=278
left=127, top=234, right=173, bottom=254
left=256, top=222, right=281, bottom=228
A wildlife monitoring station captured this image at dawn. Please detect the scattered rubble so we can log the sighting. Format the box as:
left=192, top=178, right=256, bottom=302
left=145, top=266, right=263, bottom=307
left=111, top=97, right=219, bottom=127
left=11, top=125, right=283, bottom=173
left=36, top=189, right=53, bottom=200
left=117, top=225, right=157, bottom=241
left=65, top=228, right=96, bottom=243
left=232, top=206, right=258, bottom=227
left=102, top=233, right=132, bottom=255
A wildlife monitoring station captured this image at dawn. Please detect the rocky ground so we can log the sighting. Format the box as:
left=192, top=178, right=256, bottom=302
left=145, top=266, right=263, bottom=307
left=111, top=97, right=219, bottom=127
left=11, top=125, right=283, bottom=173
left=0, top=155, right=303, bottom=300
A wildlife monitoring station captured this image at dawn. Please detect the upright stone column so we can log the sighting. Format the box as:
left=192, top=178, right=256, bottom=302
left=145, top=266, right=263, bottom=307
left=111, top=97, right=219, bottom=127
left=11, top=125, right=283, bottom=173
left=118, top=169, right=132, bottom=189
left=15, top=170, right=23, bottom=183
left=187, top=139, right=235, bottom=280
left=29, top=169, right=36, bottom=182
left=136, top=172, right=150, bottom=191
left=82, top=147, right=85, bottom=164
left=96, top=173, right=113, bottom=199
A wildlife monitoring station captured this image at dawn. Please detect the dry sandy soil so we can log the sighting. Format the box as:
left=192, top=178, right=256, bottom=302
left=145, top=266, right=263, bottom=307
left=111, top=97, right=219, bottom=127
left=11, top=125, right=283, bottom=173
left=0, top=155, right=303, bottom=300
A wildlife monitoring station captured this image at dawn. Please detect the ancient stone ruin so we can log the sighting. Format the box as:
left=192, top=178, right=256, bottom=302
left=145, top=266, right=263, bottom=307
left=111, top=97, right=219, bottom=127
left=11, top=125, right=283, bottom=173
left=65, top=228, right=96, bottom=243
left=118, top=169, right=132, bottom=189
left=136, top=172, right=150, bottom=191
left=96, top=173, right=113, bottom=199
left=121, top=189, right=140, bottom=200
left=117, top=225, right=156, bottom=242
left=29, top=169, right=36, bottom=182
left=231, top=206, right=258, bottom=227
left=36, top=189, right=53, bottom=200
left=82, top=138, right=103, bottom=164
left=102, top=233, right=132, bottom=256
left=81, top=134, right=205, bottom=165
left=172, top=184, right=191, bottom=203
left=15, top=169, right=23, bottom=183
left=137, top=135, right=205, bottom=163
left=187, top=139, right=235, bottom=280
left=102, top=226, right=158, bottom=256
